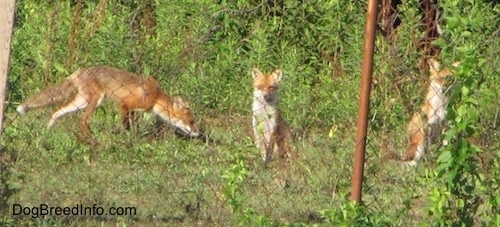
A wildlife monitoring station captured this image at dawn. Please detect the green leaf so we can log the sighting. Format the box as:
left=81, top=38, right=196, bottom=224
left=466, top=97, right=479, bottom=106
left=461, top=86, right=470, bottom=96
left=461, top=31, right=472, bottom=38
left=432, top=38, right=447, bottom=48
left=437, top=150, right=452, bottom=165
left=447, top=17, right=461, bottom=29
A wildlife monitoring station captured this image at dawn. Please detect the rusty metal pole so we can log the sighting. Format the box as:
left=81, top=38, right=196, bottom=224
left=350, top=0, right=379, bottom=204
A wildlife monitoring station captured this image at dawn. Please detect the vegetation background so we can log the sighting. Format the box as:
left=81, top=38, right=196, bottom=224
left=1, top=0, right=498, bottom=225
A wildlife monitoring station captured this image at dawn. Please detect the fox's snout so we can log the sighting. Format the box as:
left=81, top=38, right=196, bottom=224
left=186, top=122, right=200, bottom=136
left=175, top=121, right=200, bottom=138
left=172, top=117, right=200, bottom=138
left=264, top=93, right=276, bottom=103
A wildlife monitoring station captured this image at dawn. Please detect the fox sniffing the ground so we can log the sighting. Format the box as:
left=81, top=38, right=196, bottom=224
left=252, top=67, right=291, bottom=164
left=17, top=66, right=200, bottom=138
left=383, top=59, right=459, bottom=166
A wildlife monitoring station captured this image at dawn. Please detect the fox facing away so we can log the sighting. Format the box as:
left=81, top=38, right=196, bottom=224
left=384, top=59, right=459, bottom=166
left=17, top=66, right=200, bottom=138
left=252, top=67, right=291, bottom=164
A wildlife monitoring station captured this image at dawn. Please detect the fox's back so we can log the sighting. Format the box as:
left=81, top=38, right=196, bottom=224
left=72, top=66, right=161, bottom=99
left=76, top=66, right=156, bottom=87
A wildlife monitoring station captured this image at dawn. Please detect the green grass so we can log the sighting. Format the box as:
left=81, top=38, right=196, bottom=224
left=3, top=101, right=495, bottom=226
left=1, top=104, right=355, bottom=224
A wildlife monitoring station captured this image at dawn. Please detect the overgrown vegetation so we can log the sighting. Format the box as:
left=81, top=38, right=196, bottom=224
left=1, top=0, right=498, bottom=225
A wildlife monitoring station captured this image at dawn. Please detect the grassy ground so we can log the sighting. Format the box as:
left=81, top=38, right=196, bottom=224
left=2, top=103, right=348, bottom=224
left=2, top=100, right=486, bottom=226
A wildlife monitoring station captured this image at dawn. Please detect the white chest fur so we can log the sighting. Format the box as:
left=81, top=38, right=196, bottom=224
left=252, top=91, right=277, bottom=135
left=426, top=81, right=447, bottom=125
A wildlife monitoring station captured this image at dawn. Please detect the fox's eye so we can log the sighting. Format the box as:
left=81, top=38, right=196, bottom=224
left=269, top=86, right=277, bottom=90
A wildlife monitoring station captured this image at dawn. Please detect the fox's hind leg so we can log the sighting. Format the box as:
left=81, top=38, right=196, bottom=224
left=80, top=93, right=104, bottom=136
left=48, top=94, right=88, bottom=128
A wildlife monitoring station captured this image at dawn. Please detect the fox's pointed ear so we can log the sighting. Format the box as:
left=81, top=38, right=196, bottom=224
left=428, top=58, right=440, bottom=75
left=173, top=96, right=189, bottom=109
left=272, top=69, right=283, bottom=83
left=252, top=67, right=263, bottom=79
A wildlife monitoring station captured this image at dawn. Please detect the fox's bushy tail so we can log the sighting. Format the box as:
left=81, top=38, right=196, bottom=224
left=381, top=138, right=422, bottom=167
left=381, top=149, right=417, bottom=163
left=17, top=77, right=77, bottom=114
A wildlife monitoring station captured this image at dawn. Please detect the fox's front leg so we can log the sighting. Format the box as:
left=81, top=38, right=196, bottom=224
left=260, top=128, right=275, bottom=164
left=254, top=133, right=267, bottom=162
left=253, top=117, right=271, bottom=163
left=253, top=129, right=266, bottom=162
left=119, top=103, right=135, bottom=131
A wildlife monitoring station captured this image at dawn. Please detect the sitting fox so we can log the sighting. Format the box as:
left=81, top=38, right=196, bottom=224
left=384, top=59, right=459, bottom=166
left=252, top=67, right=291, bottom=164
left=17, top=66, right=200, bottom=138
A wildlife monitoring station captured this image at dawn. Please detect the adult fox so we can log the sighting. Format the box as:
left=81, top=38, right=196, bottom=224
left=384, top=59, right=460, bottom=166
left=17, top=66, right=200, bottom=138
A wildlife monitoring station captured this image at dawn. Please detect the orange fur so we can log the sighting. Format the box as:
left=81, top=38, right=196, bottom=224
left=384, top=59, right=459, bottom=166
left=17, top=66, right=199, bottom=138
